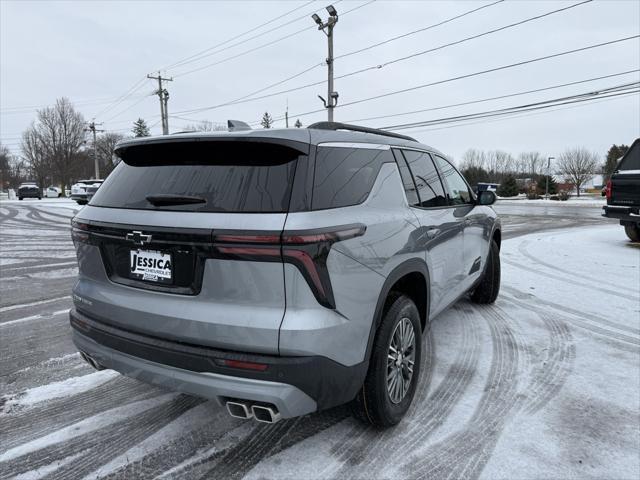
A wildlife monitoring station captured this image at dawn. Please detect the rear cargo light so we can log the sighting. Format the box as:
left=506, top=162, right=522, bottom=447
left=216, top=359, right=269, bottom=371
left=606, top=179, right=612, bottom=201
left=212, top=224, right=366, bottom=309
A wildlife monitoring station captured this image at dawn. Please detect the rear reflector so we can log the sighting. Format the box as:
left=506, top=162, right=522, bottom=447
left=217, top=359, right=269, bottom=371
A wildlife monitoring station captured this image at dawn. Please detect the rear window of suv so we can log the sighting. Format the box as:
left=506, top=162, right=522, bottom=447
left=90, top=140, right=304, bottom=213
left=312, top=145, right=393, bottom=210
left=618, top=140, right=640, bottom=171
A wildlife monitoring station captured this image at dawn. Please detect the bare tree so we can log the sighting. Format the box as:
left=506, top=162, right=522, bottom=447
left=184, top=120, right=227, bottom=132
left=557, top=147, right=599, bottom=196
left=517, top=151, right=544, bottom=178
left=21, top=98, right=86, bottom=194
left=460, top=149, right=487, bottom=171
left=95, top=132, right=125, bottom=176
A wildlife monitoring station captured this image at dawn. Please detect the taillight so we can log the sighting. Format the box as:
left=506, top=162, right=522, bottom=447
left=212, top=224, right=366, bottom=309
left=606, top=179, right=612, bottom=201
left=71, top=219, right=90, bottom=244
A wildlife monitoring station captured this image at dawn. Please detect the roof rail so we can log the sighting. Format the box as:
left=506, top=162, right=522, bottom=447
left=307, top=121, right=417, bottom=142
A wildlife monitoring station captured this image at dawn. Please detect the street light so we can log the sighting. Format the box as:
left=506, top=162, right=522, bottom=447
left=545, top=156, right=555, bottom=199
left=311, top=5, right=339, bottom=122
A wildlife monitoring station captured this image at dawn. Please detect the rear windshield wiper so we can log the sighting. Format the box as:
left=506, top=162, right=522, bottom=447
left=146, top=194, right=207, bottom=206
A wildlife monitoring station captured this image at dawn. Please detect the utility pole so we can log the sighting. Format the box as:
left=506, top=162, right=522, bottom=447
left=147, top=72, right=173, bottom=135
left=84, top=120, right=104, bottom=179
left=285, top=99, right=289, bottom=128
left=545, top=156, right=555, bottom=199
left=312, top=5, right=339, bottom=122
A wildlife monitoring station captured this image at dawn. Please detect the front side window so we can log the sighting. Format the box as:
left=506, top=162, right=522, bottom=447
left=434, top=155, right=473, bottom=205
left=401, top=150, right=447, bottom=208
left=312, top=146, right=393, bottom=210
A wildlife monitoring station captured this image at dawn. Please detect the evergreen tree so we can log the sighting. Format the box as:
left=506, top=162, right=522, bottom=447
left=294, top=119, right=303, bottom=128
left=497, top=175, right=519, bottom=197
left=603, top=144, right=629, bottom=180
left=536, top=174, right=557, bottom=195
left=260, top=112, right=273, bottom=129
left=132, top=118, right=151, bottom=137
left=460, top=166, right=490, bottom=189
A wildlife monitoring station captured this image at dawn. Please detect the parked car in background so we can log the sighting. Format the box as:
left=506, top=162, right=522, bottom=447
left=603, top=138, right=640, bottom=241
left=17, top=182, right=41, bottom=200
left=44, top=186, right=63, bottom=198
left=71, top=179, right=104, bottom=205
left=474, top=182, right=500, bottom=194
left=70, top=122, right=501, bottom=428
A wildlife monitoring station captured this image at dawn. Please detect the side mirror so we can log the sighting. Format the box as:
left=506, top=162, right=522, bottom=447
left=477, top=190, right=497, bottom=206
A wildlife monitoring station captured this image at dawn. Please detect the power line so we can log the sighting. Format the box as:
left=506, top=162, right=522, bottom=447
left=261, top=35, right=639, bottom=125
left=199, top=0, right=506, bottom=115
left=344, top=69, right=640, bottom=124
left=173, top=0, right=598, bottom=114
left=93, top=77, right=151, bottom=119
left=335, top=0, right=504, bottom=60
left=163, top=0, right=322, bottom=71
left=405, top=93, right=637, bottom=135
left=172, top=0, right=375, bottom=78
left=382, top=84, right=639, bottom=131
left=336, top=35, right=640, bottom=111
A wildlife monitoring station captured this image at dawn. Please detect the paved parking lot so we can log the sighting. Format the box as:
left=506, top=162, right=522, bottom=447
left=1, top=199, right=638, bottom=480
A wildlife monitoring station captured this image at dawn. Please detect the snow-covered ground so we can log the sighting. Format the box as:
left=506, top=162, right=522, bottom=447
left=497, top=194, right=606, bottom=207
left=1, top=203, right=638, bottom=479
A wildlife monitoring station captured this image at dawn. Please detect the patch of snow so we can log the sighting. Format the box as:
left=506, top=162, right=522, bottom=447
left=2, top=370, right=118, bottom=413
left=13, top=451, right=84, bottom=480
left=0, top=393, right=177, bottom=463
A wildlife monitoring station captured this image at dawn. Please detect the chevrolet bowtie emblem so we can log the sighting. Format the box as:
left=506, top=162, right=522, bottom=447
left=126, top=231, right=152, bottom=246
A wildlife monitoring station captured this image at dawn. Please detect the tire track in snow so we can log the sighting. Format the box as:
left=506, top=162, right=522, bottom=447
left=407, top=306, right=522, bottom=480
left=1, top=377, right=161, bottom=451
left=330, top=306, right=480, bottom=480
left=199, top=407, right=350, bottom=480
left=503, top=288, right=640, bottom=352
left=1, top=394, right=196, bottom=480
left=517, top=239, right=636, bottom=295
left=503, top=257, right=635, bottom=301
left=0, top=207, right=18, bottom=222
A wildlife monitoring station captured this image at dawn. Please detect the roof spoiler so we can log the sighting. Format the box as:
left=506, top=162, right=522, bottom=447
left=228, top=120, right=252, bottom=132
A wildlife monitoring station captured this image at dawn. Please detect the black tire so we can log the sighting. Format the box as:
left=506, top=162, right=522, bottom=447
left=18, top=197, right=23, bottom=201
left=625, top=224, right=640, bottom=242
left=351, top=294, right=422, bottom=428
left=76, top=200, right=87, bottom=205
left=471, top=240, right=500, bottom=304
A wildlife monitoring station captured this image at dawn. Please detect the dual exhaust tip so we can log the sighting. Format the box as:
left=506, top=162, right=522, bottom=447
left=79, top=351, right=105, bottom=371
left=226, top=400, right=281, bottom=424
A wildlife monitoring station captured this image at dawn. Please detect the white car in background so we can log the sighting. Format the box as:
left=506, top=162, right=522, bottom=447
left=70, top=179, right=104, bottom=205
left=44, top=186, right=63, bottom=198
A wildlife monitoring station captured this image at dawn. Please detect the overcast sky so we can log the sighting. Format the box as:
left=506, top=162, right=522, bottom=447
left=1, top=0, right=639, bottom=163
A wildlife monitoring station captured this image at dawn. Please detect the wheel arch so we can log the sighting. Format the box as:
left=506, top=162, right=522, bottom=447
left=364, top=259, right=430, bottom=362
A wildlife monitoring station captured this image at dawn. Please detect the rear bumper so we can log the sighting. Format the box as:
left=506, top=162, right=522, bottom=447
left=71, top=193, right=88, bottom=201
left=69, top=308, right=367, bottom=417
left=602, top=205, right=640, bottom=224
left=18, top=191, right=40, bottom=198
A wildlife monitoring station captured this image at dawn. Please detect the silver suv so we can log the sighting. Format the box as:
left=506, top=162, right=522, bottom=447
left=70, top=122, right=501, bottom=427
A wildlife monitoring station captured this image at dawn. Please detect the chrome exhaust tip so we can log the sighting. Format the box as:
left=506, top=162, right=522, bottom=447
left=251, top=404, right=281, bottom=424
left=80, top=351, right=105, bottom=371
left=226, top=400, right=253, bottom=419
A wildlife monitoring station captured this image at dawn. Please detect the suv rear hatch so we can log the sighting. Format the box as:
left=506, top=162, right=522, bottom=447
left=72, top=137, right=308, bottom=354
left=608, top=139, right=640, bottom=208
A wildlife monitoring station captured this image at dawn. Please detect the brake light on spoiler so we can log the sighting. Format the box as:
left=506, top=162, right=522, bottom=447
left=213, top=224, right=366, bottom=309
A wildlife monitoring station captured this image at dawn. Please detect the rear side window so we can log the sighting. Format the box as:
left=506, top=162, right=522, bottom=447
left=400, top=150, right=447, bottom=207
left=434, top=155, right=473, bottom=205
left=392, top=149, right=420, bottom=205
left=90, top=141, right=303, bottom=213
left=312, top=146, right=393, bottom=210
left=618, top=140, right=640, bottom=171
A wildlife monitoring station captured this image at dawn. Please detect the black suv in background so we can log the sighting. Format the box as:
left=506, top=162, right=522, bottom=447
left=603, top=138, right=640, bottom=241
left=17, top=182, right=41, bottom=200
